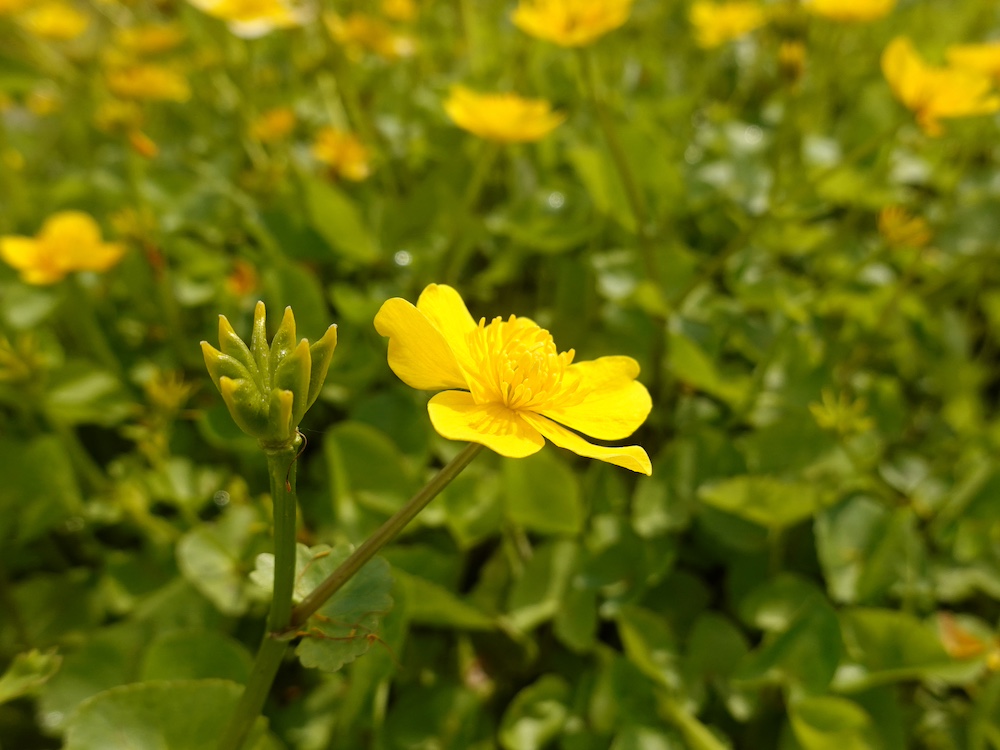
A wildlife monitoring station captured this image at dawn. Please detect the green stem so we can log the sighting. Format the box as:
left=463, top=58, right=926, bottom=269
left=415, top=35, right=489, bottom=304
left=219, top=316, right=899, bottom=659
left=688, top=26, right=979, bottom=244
left=218, top=442, right=300, bottom=750
left=578, top=47, right=657, bottom=280
left=285, top=442, right=483, bottom=632
left=657, top=694, right=728, bottom=750
left=445, top=141, right=501, bottom=283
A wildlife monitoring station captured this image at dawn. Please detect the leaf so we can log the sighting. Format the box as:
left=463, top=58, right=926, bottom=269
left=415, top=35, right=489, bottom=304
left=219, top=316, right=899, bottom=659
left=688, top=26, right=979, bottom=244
left=789, top=696, right=880, bottom=750
left=176, top=506, right=262, bottom=617
left=503, top=451, right=583, bottom=535
left=43, top=363, right=133, bottom=426
left=0, top=435, right=82, bottom=543
left=567, top=144, right=636, bottom=232
left=139, top=630, right=252, bottom=683
left=698, top=475, right=824, bottom=530
left=611, top=725, right=683, bottom=750
left=507, top=540, right=578, bottom=632
left=616, top=605, right=681, bottom=692
left=63, top=680, right=275, bottom=750
left=668, top=334, right=748, bottom=407
left=254, top=544, right=394, bottom=673
left=0, top=649, right=62, bottom=706
left=301, top=176, right=378, bottom=263
left=499, top=675, right=571, bottom=750
left=392, top=568, right=494, bottom=630
left=261, top=260, right=329, bottom=343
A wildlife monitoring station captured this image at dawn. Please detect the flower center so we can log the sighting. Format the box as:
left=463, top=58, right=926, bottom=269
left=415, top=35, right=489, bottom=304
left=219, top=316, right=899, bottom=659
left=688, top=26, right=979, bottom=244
left=465, top=315, right=575, bottom=411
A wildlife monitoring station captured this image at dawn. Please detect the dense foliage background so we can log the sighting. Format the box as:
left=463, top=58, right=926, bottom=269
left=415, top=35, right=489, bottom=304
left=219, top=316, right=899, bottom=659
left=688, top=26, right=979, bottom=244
left=2, top=0, right=1000, bottom=748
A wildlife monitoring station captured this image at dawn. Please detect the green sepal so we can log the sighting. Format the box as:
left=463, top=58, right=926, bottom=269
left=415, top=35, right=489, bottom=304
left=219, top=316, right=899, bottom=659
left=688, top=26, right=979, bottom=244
left=201, top=342, right=254, bottom=392
left=217, top=316, right=257, bottom=379
left=269, top=307, right=298, bottom=382
left=306, top=325, right=338, bottom=411
left=274, top=339, right=312, bottom=428
left=249, top=301, right=270, bottom=392
left=220, top=376, right=270, bottom=438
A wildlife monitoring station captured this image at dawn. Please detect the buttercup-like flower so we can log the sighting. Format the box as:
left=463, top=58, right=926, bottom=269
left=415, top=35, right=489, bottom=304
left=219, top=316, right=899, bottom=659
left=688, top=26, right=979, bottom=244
left=114, top=23, right=187, bottom=55
left=947, top=43, right=1000, bottom=81
left=806, top=0, right=894, bottom=22
left=375, top=284, right=652, bottom=474
left=186, top=0, right=308, bottom=38
left=325, top=12, right=416, bottom=60
left=512, top=0, right=633, bottom=48
left=444, top=87, right=565, bottom=143
left=105, top=64, right=191, bottom=102
left=690, top=1, right=766, bottom=48
left=201, top=302, right=337, bottom=449
left=1, top=212, right=125, bottom=285
left=0, top=0, right=32, bottom=15
left=311, top=128, right=372, bottom=181
left=18, top=2, right=90, bottom=41
left=882, top=37, right=1000, bottom=136
left=252, top=107, right=297, bottom=143
left=878, top=206, right=931, bottom=249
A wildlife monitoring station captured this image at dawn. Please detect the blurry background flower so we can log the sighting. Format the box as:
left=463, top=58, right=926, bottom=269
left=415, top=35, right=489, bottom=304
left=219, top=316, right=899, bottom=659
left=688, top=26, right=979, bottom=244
left=380, top=0, right=416, bottom=23
left=806, top=0, right=895, bottom=22
left=0, top=211, right=125, bottom=285
left=444, top=86, right=564, bottom=143
left=251, top=107, right=297, bottom=143
left=105, top=64, right=192, bottom=102
left=186, top=0, right=310, bottom=38
left=689, top=0, right=767, bottom=49
left=0, top=0, right=32, bottom=15
left=311, top=127, right=372, bottom=181
left=878, top=206, right=932, bottom=249
left=947, top=42, right=1000, bottom=82
left=113, top=23, right=187, bottom=56
left=16, top=1, right=90, bottom=41
left=882, top=36, right=1000, bottom=136
left=324, top=12, right=416, bottom=61
left=512, top=0, right=633, bottom=47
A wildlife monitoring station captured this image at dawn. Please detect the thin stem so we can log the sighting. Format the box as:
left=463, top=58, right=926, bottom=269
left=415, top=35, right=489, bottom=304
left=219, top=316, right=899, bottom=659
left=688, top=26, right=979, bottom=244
left=286, top=442, right=484, bottom=631
left=577, top=47, right=657, bottom=280
left=445, top=141, right=501, bottom=283
left=218, top=442, right=300, bottom=750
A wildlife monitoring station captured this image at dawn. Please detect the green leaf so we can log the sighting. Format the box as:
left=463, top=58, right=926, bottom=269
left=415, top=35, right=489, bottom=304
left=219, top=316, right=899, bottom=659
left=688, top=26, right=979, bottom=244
left=43, top=363, right=133, bottom=426
left=507, top=540, right=578, bottom=632
left=668, top=334, right=748, bottom=407
left=0, top=649, right=62, bottom=706
left=0, top=435, right=82, bottom=543
left=567, top=144, right=636, bottom=232
left=789, top=696, right=879, bottom=750
left=176, top=506, right=263, bottom=617
left=499, top=674, right=571, bottom=750
left=253, top=544, right=394, bottom=673
left=503, top=451, right=583, bottom=535
left=301, top=176, right=378, bottom=263
left=611, top=725, right=683, bottom=750
left=392, top=568, right=494, bottom=630
left=139, top=630, right=252, bottom=683
left=698, top=475, right=824, bottom=530
left=63, top=680, right=275, bottom=750
left=261, top=261, right=329, bottom=344
left=616, top=605, right=681, bottom=691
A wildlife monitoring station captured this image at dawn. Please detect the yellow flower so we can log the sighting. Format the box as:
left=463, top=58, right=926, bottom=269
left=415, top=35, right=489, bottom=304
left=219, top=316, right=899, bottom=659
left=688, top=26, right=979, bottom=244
left=325, top=12, right=416, bottom=60
left=690, top=1, right=766, bottom=48
left=311, top=128, right=372, bottom=181
left=380, top=0, right=416, bottom=22
left=374, top=284, right=652, bottom=474
left=186, top=0, right=308, bottom=38
left=93, top=99, right=144, bottom=133
left=114, top=23, right=187, bottom=55
left=105, top=64, right=191, bottom=102
left=511, top=0, right=633, bottom=47
left=251, top=107, right=297, bottom=143
left=26, top=87, right=62, bottom=116
left=1, top=212, right=125, bottom=285
left=947, top=42, right=1000, bottom=81
left=882, top=37, right=1000, bottom=136
left=778, top=40, right=806, bottom=83
left=17, top=2, right=90, bottom=41
left=444, top=86, right=565, bottom=143
left=806, top=0, right=894, bottom=22
left=878, top=206, right=931, bottom=249
left=0, top=0, right=32, bottom=15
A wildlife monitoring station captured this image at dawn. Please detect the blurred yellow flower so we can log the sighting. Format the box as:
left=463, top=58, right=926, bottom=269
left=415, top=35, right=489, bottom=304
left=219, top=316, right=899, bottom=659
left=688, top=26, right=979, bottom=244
left=186, top=0, right=307, bottom=37
left=444, top=86, right=565, bottom=143
left=251, top=107, right=297, bottom=143
left=26, top=87, right=62, bottom=116
left=128, top=130, right=159, bottom=159
left=114, top=23, right=187, bottom=55
left=325, top=12, right=416, bottom=60
left=806, top=0, right=894, bottom=22
left=375, top=284, right=653, bottom=474
left=1, top=212, right=125, bottom=285
left=226, top=259, right=259, bottom=297
left=311, top=128, right=372, bottom=181
left=878, top=206, right=931, bottom=249
left=947, top=42, right=1000, bottom=81
left=511, top=0, right=633, bottom=47
left=690, top=1, right=767, bottom=48
left=106, top=64, right=191, bottom=102
left=94, top=99, right=144, bottom=133
left=882, top=37, right=1000, bottom=136
left=18, top=2, right=90, bottom=41
left=0, top=0, right=31, bottom=14
left=778, top=40, right=806, bottom=82
left=380, top=0, right=416, bottom=22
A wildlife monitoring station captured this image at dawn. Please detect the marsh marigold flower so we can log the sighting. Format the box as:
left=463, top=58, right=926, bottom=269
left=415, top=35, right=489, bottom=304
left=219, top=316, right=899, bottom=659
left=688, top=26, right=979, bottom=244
left=324, top=12, right=416, bottom=60
left=882, top=37, right=1000, bottom=136
left=186, top=0, right=308, bottom=38
left=252, top=107, right=296, bottom=143
left=18, top=2, right=90, bottom=41
left=690, top=1, right=766, bottom=49
left=0, top=0, right=32, bottom=15
left=444, top=87, right=564, bottom=143
left=947, top=42, right=1000, bottom=82
left=375, top=284, right=652, bottom=474
left=114, top=23, right=187, bottom=55
left=878, top=206, right=931, bottom=249
left=311, top=128, right=372, bottom=181
left=380, top=0, right=416, bottom=23
left=105, top=64, right=191, bottom=102
left=806, top=0, right=894, bottom=22
left=1, top=212, right=125, bottom=285
left=512, top=0, right=633, bottom=47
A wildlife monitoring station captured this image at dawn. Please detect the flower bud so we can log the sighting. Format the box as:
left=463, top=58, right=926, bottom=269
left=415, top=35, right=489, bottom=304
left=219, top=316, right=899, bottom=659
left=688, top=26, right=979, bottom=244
left=202, top=301, right=337, bottom=451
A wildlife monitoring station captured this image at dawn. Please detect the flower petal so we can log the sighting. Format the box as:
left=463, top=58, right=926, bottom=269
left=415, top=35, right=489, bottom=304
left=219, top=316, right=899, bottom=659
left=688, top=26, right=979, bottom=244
left=416, top=283, right=477, bottom=370
left=375, top=297, right=468, bottom=391
left=539, top=356, right=652, bottom=440
left=428, top=390, right=544, bottom=458
left=0, top=237, right=41, bottom=270
left=522, top=411, right=652, bottom=475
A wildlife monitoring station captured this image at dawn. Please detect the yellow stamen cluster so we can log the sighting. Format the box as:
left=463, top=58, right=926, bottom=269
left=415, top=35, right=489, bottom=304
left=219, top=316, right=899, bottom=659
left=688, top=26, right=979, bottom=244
left=466, top=316, right=576, bottom=411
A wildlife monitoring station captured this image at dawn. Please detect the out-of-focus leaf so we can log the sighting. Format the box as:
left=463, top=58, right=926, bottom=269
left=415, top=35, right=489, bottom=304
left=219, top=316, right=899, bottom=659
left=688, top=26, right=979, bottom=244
left=499, top=674, right=570, bottom=750
left=0, top=435, right=81, bottom=542
left=261, top=260, right=329, bottom=342
left=698, top=476, right=824, bottom=530
left=616, top=605, right=681, bottom=692
left=503, top=451, right=583, bottom=535
left=507, top=540, right=578, bottom=632
left=0, top=649, right=62, bottom=706
left=139, top=630, right=252, bottom=683
left=43, top=363, right=133, bottom=425
left=392, top=568, right=493, bottom=630
left=301, top=177, right=378, bottom=263
left=789, top=696, right=879, bottom=750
